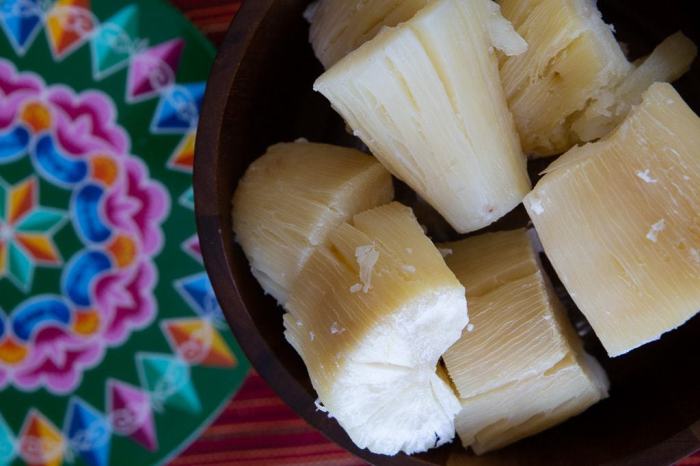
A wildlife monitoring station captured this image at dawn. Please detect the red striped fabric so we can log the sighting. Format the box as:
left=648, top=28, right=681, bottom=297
left=170, top=0, right=241, bottom=44
left=171, top=371, right=366, bottom=466
left=171, top=1, right=699, bottom=464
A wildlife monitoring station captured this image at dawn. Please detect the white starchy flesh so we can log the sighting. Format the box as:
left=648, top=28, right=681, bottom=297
left=484, top=1, right=528, bottom=57
left=306, top=0, right=430, bottom=69
left=314, top=0, right=531, bottom=233
left=524, top=83, right=700, bottom=357
left=441, top=229, right=578, bottom=399
left=572, top=31, right=698, bottom=141
left=455, top=353, right=609, bottom=454
left=284, top=202, right=468, bottom=455
left=232, top=141, right=393, bottom=304
left=499, top=0, right=632, bottom=156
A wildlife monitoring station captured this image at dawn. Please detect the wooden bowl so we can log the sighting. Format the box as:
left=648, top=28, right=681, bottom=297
left=194, top=1, right=700, bottom=464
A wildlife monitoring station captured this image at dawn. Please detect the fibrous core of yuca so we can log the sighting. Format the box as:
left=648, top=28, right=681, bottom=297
left=571, top=31, right=697, bottom=141
left=499, top=0, right=631, bottom=156
left=284, top=202, right=468, bottom=455
left=232, top=141, right=393, bottom=304
left=525, top=83, right=700, bottom=357
left=314, top=0, right=531, bottom=234
left=306, top=0, right=430, bottom=69
left=500, top=0, right=696, bottom=157
left=441, top=229, right=608, bottom=453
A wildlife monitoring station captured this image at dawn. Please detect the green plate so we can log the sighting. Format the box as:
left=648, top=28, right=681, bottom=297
left=0, top=1, right=249, bottom=465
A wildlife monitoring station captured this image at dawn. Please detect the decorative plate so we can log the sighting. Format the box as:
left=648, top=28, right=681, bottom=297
left=0, top=1, right=249, bottom=465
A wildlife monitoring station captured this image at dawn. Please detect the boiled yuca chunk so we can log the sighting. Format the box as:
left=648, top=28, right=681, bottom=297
left=285, top=202, right=468, bottom=455
left=442, top=230, right=577, bottom=399
left=314, top=0, right=530, bottom=234
left=525, top=83, right=700, bottom=356
left=441, top=229, right=608, bottom=453
left=455, top=353, right=608, bottom=454
left=232, top=141, right=393, bottom=304
left=306, top=0, right=430, bottom=68
left=499, top=0, right=632, bottom=156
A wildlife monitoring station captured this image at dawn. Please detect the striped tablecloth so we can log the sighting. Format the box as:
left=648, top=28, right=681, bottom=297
left=170, top=1, right=699, bottom=464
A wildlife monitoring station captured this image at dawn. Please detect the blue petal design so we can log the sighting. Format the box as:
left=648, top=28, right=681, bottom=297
left=0, top=0, right=43, bottom=55
left=176, top=273, right=225, bottom=325
left=0, top=126, right=30, bottom=163
left=63, top=251, right=112, bottom=307
left=33, top=135, right=88, bottom=187
left=65, top=398, right=111, bottom=466
left=74, top=184, right=111, bottom=243
left=11, top=297, right=71, bottom=342
left=151, top=83, right=205, bottom=134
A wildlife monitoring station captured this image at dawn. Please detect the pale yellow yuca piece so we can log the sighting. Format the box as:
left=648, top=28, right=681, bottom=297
left=524, top=83, right=700, bottom=357
left=284, top=202, right=468, bottom=455
left=232, top=141, right=393, bottom=304
left=455, top=353, right=609, bottom=454
left=441, top=229, right=577, bottom=399
left=314, top=0, right=530, bottom=234
left=306, top=0, right=430, bottom=69
left=440, top=229, right=608, bottom=453
left=499, top=0, right=632, bottom=156
left=572, top=31, right=697, bottom=141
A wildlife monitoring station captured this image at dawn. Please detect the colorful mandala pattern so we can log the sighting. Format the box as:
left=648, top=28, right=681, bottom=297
left=0, top=60, right=167, bottom=393
left=0, top=1, right=248, bottom=465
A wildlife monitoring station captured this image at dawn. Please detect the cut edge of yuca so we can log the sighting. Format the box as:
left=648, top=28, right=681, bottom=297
left=283, top=202, right=468, bottom=455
